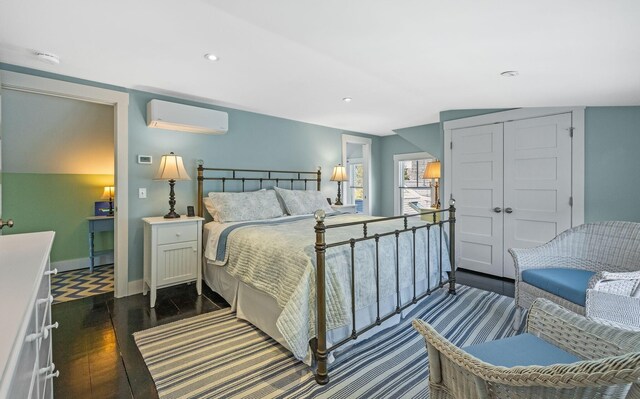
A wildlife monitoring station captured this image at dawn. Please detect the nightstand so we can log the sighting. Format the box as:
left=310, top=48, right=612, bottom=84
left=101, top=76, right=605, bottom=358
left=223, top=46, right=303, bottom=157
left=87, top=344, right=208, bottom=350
left=142, top=216, right=204, bottom=307
left=331, top=204, right=357, bottom=214
left=87, top=216, right=114, bottom=272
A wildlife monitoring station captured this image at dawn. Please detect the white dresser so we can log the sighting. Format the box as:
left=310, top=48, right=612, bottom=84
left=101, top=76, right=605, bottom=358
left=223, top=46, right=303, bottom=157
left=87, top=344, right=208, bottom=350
left=0, top=231, right=58, bottom=399
left=142, top=216, right=204, bottom=307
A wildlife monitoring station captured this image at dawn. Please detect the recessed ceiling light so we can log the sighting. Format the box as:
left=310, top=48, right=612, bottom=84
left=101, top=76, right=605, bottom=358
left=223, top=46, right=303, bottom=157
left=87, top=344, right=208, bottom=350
left=35, top=51, right=60, bottom=65
left=342, top=97, right=353, bottom=103
left=204, top=53, right=219, bottom=62
left=500, top=70, right=519, bottom=77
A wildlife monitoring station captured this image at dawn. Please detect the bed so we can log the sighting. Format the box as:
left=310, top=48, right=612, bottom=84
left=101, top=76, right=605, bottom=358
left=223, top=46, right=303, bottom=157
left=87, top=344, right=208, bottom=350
left=196, top=164, right=457, bottom=384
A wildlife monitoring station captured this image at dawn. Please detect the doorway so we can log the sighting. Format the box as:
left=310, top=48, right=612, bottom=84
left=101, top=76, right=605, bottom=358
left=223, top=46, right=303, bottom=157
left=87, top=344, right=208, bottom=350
left=0, top=71, right=129, bottom=297
left=2, top=89, right=115, bottom=301
left=342, top=134, right=372, bottom=215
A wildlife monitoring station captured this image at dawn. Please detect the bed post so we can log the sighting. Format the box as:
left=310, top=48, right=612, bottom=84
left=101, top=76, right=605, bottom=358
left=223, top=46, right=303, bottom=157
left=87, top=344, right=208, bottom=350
left=313, top=210, right=329, bottom=385
left=316, top=166, right=322, bottom=191
left=197, top=165, right=204, bottom=217
left=448, top=200, right=456, bottom=294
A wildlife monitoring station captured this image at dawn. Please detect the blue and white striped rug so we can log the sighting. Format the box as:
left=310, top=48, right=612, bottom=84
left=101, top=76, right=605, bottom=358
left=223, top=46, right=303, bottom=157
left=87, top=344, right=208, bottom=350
left=134, top=285, right=525, bottom=399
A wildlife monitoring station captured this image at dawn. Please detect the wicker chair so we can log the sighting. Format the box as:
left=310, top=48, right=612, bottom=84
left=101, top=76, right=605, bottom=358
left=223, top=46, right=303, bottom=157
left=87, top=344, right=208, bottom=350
left=412, top=298, right=640, bottom=399
left=509, top=221, right=640, bottom=330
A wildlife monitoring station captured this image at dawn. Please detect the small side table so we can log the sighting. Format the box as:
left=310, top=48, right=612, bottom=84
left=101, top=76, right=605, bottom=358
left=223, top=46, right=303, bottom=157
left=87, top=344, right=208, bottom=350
left=331, top=204, right=357, bottom=214
left=142, top=216, right=204, bottom=308
left=87, top=216, right=114, bottom=272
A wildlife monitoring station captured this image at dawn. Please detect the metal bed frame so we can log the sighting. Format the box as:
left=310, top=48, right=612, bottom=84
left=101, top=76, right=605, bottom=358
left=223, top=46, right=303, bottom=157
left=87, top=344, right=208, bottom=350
left=196, top=164, right=456, bottom=385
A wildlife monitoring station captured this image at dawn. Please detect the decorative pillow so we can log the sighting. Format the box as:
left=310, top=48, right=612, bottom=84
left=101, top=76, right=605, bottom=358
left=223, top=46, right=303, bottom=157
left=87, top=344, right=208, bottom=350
left=273, top=187, right=333, bottom=215
left=207, top=190, right=284, bottom=222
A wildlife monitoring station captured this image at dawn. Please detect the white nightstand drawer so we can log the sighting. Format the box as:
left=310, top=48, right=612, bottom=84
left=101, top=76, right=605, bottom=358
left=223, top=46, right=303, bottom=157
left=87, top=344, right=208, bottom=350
left=157, top=223, right=198, bottom=245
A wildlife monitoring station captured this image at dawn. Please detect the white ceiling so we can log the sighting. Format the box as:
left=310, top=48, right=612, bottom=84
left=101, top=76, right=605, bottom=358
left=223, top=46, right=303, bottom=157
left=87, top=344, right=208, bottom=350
left=1, top=0, right=639, bottom=135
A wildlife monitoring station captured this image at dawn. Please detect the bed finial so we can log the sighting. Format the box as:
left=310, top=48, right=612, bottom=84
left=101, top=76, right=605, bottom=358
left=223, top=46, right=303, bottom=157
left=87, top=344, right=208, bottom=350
left=314, top=209, right=326, bottom=222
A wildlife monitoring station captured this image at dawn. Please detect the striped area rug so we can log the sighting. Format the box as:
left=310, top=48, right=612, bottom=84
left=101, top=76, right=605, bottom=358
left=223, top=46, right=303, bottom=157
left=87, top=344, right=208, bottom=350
left=51, top=265, right=114, bottom=303
left=134, top=285, right=525, bottom=399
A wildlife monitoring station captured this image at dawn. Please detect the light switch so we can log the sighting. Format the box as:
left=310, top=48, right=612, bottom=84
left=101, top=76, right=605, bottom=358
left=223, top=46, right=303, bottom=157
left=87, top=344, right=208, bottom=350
left=139, top=188, right=147, bottom=199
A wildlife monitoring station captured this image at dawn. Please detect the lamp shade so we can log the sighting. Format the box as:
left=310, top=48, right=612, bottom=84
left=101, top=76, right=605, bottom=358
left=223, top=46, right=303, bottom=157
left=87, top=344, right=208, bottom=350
left=330, top=165, right=348, bottom=182
left=154, top=152, right=191, bottom=181
left=101, top=186, right=115, bottom=200
left=423, top=160, right=441, bottom=179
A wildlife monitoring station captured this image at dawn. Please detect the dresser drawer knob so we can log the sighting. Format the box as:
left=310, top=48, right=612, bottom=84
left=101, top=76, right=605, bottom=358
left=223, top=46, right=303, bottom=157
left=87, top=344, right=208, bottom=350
left=37, top=295, right=54, bottom=305
left=25, top=331, right=43, bottom=342
left=39, top=363, right=56, bottom=375
left=44, top=268, right=58, bottom=276
left=43, top=322, right=59, bottom=339
left=45, top=370, right=60, bottom=380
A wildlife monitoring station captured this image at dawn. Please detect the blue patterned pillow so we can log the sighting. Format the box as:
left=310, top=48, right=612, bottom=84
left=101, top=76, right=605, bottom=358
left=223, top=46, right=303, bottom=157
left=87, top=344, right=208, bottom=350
left=273, top=187, right=333, bottom=215
left=207, top=190, right=284, bottom=222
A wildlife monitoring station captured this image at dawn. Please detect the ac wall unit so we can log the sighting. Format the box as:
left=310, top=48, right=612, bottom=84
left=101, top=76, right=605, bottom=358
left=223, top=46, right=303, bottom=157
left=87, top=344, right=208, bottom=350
left=146, top=99, right=228, bottom=134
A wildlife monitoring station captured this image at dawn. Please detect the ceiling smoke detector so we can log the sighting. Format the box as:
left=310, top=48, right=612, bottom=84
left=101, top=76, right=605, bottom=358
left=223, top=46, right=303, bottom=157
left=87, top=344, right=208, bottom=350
left=35, top=51, right=60, bottom=65
left=500, top=70, right=519, bottom=77
left=204, top=53, right=219, bottom=62
left=342, top=97, right=353, bottom=103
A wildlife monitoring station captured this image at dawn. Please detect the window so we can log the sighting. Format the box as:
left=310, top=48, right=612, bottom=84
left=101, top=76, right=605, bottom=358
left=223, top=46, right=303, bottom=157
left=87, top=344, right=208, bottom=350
left=347, top=161, right=364, bottom=213
left=393, top=153, right=436, bottom=215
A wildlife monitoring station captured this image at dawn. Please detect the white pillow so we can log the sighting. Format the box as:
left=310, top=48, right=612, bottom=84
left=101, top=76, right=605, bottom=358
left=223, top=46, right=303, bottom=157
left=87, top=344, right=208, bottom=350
left=273, top=187, right=333, bottom=215
left=206, top=189, right=284, bottom=223
left=202, top=197, right=217, bottom=219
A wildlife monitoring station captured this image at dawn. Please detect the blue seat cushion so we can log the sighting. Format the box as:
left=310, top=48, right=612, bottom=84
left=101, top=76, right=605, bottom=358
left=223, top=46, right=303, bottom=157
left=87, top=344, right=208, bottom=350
left=521, top=268, right=595, bottom=306
left=463, top=333, right=581, bottom=367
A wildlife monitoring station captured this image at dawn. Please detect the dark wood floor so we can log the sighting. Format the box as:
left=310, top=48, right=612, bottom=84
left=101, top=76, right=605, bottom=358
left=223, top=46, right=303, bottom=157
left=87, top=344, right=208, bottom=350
left=52, top=270, right=512, bottom=398
left=52, top=283, right=229, bottom=399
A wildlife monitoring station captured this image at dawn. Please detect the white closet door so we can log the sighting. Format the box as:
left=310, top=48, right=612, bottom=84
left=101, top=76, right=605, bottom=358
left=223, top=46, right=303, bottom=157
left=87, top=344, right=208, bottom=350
left=503, top=113, right=573, bottom=278
left=451, top=123, right=504, bottom=276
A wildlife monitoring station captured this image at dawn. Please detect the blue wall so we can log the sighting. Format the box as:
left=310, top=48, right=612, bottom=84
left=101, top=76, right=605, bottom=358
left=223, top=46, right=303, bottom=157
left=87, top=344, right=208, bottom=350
left=1, top=64, right=380, bottom=282
left=127, top=90, right=380, bottom=279
left=394, top=123, right=442, bottom=159
left=585, top=106, right=640, bottom=223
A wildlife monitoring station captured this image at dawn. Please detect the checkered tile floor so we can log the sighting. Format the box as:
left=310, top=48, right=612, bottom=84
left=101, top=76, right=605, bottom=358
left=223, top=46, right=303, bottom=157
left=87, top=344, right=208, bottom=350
left=51, top=264, right=114, bottom=303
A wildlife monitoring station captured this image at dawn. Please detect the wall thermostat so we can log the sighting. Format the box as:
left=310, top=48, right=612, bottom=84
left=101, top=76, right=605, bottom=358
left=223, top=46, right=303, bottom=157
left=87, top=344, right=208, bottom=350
left=138, top=155, right=152, bottom=164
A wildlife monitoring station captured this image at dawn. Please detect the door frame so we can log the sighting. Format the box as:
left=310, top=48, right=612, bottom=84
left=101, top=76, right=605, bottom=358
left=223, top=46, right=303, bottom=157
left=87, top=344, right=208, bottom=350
left=342, top=134, right=372, bottom=215
left=0, top=71, right=130, bottom=298
left=443, top=107, right=585, bottom=227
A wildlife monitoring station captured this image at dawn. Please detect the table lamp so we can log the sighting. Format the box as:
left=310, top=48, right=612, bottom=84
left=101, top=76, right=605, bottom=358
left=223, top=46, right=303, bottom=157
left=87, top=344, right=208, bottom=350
left=330, top=164, right=349, bottom=206
left=101, top=186, right=115, bottom=216
left=154, top=152, right=191, bottom=218
left=423, top=160, right=441, bottom=209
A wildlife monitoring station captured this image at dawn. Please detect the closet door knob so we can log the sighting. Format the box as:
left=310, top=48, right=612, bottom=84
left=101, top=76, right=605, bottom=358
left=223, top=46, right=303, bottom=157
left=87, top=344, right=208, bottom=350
left=493, top=207, right=502, bottom=213
left=505, top=207, right=513, bottom=214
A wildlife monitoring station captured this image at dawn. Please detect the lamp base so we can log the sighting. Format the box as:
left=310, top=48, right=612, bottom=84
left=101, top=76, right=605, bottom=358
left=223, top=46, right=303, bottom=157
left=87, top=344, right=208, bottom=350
left=164, top=210, right=181, bottom=219
left=334, top=198, right=343, bottom=206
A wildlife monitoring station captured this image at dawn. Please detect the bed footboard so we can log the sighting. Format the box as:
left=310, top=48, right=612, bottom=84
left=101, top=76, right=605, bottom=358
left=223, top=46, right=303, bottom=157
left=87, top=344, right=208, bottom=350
left=312, top=203, right=456, bottom=385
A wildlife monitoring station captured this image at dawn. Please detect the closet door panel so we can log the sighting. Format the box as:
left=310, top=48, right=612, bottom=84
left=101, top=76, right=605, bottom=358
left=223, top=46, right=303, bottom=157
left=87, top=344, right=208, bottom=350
left=503, top=113, right=573, bottom=278
left=451, top=124, right=504, bottom=276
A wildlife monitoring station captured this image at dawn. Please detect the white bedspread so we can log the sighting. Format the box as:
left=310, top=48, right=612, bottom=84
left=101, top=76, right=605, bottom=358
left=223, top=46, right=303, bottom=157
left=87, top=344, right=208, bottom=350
left=204, top=214, right=450, bottom=361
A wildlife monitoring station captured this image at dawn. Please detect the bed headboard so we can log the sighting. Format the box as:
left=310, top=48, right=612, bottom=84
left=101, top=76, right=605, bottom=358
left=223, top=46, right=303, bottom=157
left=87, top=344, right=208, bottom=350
left=196, top=164, right=322, bottom=217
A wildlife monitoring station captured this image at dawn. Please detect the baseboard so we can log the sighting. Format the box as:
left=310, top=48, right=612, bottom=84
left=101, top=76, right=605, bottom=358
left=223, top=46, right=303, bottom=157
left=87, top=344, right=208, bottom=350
left=128, top=279, right=144, bottom=296
left=51, top=253, right=114, bottom=273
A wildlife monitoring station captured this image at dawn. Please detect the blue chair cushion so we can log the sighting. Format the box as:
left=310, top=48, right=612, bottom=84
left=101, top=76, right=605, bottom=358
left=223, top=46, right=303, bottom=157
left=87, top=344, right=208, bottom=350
left=463, top=333, right=581, bottom=367
left=521, top=268, right=595, bottom=306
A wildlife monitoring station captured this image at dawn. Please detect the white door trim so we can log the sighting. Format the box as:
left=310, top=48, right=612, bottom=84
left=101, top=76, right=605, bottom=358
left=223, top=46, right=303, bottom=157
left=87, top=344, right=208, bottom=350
left=392, top=152, right=435, bottom=215
left=342, top=134, right=372, bottom=215
left=1, top=70, right=130, bottom=298
left=443, top=107, right=585, bottom=227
